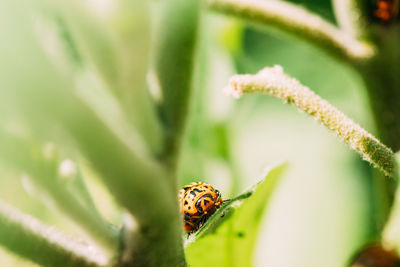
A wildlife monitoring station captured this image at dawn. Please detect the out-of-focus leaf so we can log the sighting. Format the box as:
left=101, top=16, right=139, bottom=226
left=185, top=163, right=288, bottom=267
left=217, top=19, right=244, bottom=55
left=0, top=0, right=175, bottom=226
left=36, top=0, right=163, bottom=153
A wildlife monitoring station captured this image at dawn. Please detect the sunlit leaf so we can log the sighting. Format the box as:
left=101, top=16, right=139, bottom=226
left=185, top=163, right=288, bottom=267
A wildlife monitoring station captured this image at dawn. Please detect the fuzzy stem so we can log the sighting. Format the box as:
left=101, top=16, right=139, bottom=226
left=225, top=66, right=395, bottom=177
left=207, top=0, right=374, bottom=63
left=0, top=200, right=106, bottom=267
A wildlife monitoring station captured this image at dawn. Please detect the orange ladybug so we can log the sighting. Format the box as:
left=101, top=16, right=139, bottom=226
left=179, top=182, right=223, bottom=233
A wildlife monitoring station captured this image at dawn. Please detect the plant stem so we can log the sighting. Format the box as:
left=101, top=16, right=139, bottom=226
left=332, top=0, right=367, bottom=38
left=117, top=0, right=201, bottom=265
left=0, top=200, right=106, bottom=267
left=225, top=65, right=395, bottom=177
left=0, top=131, right=118, bottom=251
left=154, top=0, right=200, bottom=167
left=207, top=0, right=374, bottom=63
left=117, top=213, right=185, bottom=267
left=357, top=46, right=400, bottom=230
left=358, top=22, right=400, bottom=235
left=358, top=25, right=400, bottom=152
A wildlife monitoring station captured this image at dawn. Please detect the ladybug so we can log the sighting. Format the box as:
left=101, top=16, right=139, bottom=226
left=179, top=182, right=224, bottom=233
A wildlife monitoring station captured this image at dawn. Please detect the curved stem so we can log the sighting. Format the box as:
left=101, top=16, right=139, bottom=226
left=207, top=0, right=374, bottom=63
left=332, top=0, right=367, bottom=38
left=225, top=66, right=395, bottom=177
left=0, top=200, right=106, bottom=267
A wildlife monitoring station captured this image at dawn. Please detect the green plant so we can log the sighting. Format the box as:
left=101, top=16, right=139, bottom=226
left=0, top=0, right=400, bottom=266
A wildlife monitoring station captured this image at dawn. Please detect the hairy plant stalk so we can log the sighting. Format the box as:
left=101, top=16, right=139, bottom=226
left=225, top=66, right=395, bottom=177
left=0, top=200, right=106, bottom=267
left=359, top=25, right=400, bottom=152
left=207, top=0, right=374, bottom=63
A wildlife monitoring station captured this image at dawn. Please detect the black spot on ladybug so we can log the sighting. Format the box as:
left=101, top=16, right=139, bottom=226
left=193, top=188, right=202, bottom=193
left=236, top=232, right=245, bottom=238
left=188, top=206, right=191, bottom=210
left=203, top=193, right=213, bottom=199
left=184, top=200, right=188, bottom=205
left=196, top=203, right=204, bottom=214
left=190, top=191, right=196, bottom=197
left=203, top=199, right=210, bottom=205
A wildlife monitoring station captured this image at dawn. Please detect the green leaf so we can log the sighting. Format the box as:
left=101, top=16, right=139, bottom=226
left=185, top=163, right=288, bottom=267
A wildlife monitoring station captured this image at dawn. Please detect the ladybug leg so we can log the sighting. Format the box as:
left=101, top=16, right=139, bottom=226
left=184, top=211, right=192, bottom=221
left=183, top=220, right=195, bottom=233
left=221, top=199, right=230, bottom=204
left=197, top=212, right=212, bottom=229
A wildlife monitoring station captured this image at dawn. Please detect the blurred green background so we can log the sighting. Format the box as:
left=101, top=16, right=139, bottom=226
left=0, top=0, right=379, bottom=266
left=181, top=0, right=377, bottom=266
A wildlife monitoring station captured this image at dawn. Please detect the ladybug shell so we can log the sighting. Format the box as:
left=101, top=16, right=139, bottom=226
left=179, top=182, right=223, bottom=232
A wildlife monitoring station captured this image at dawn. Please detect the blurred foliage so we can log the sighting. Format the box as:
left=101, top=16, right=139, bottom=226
left=0, top=0, right=388, bottom=266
